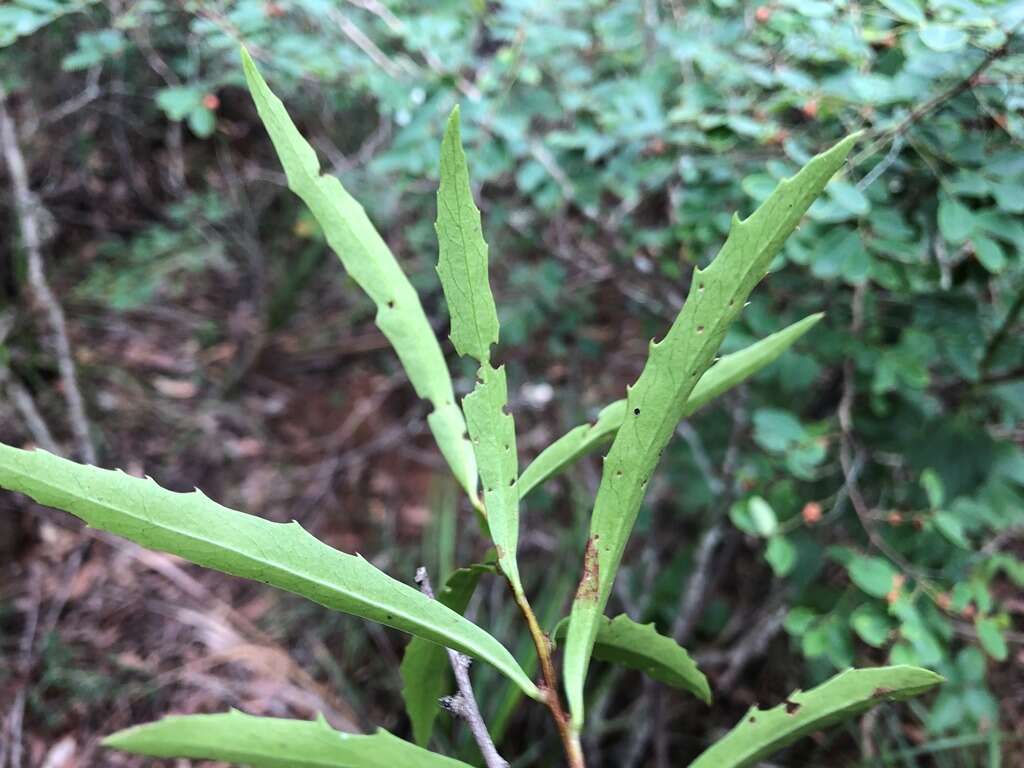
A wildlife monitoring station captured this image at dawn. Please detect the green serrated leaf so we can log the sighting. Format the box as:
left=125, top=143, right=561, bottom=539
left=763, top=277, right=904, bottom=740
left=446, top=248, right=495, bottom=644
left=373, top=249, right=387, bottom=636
left=400, top=562, right=494, bottom=747
left=0, top=444, right=539, bottom=700
left=688, top=666, right=943, bottom=768
left=102, top=710, right=472, bottom=767
left=518, top=313, right=823, bottom=500
left=436, top=106, right=499, bottom=362
left=553, top=614, right=710, bottom=704
left=563, top=133, right=859, bottom=730
left=239, top=48, right=476, bottom=500
left=435, top=107, right=523, bottom=593
left=462, top=365, right=522, bottom=590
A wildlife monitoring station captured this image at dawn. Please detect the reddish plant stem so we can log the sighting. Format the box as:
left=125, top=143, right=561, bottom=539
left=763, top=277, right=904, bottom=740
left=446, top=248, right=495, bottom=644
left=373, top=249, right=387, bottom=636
left=509, top=584, right=585, bottom=768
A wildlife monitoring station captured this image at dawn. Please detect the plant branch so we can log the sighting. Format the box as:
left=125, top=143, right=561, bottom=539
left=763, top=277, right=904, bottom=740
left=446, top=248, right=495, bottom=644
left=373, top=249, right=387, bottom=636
left=328, top=8, right=407, bottom=79
left=672, top=523, right=725, bottom=644
left=978, top=284, right=1024, bottom=380
left=0, top=87, right=96, bottom=464
left=839, top=285, right=943, bottom=586
left=673, top=395, right=748, bottom=644
left=509, top=586, right=586, bottom=768
left=415, top=568, right=508, bottom=768
left=703, top=602, right=788, bottom=690
left=851, top=24, right=1022, bottom=168
left=0, top=317, right=59, bottom=452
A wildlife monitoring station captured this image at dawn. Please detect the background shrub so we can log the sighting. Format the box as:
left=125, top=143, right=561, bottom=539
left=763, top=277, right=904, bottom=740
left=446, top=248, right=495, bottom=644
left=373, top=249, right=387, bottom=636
left=1, top=1, right=1022, bottom=764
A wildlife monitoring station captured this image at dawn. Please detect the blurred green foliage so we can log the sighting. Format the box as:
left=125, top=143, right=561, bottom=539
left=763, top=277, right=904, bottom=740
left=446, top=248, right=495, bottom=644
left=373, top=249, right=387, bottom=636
left=2, top=0, right=1023, bottom=762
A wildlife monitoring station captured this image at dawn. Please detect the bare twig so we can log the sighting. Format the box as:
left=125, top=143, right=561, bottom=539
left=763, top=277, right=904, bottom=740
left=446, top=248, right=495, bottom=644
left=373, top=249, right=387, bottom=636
left=978, top=284, right=1024, bottom=381
left=345, top=0, right=404, bottom=34
left=838, top=284, right=926, bottom=578
left=672, top=522, right=725, bottom=644
left=718, top=604, right=787, bottom=689
left=622, top=677, right=657, bottom=768
left=851, top=24, right=1022, bottom=168
left=694, top=601, right=788, bottom=690
left=0, top=368, right=59, bottom=452
left=328, top=9, right=407, bottom=79
left=0, top=318, right=58, bottom=450
left=0, top=87, right=96, bottom=464
left=38, top=67, right=103, bottom=128
left=3, top=568, right=42, bottom=768
left=856, top=132, right=903, bottom=191
left=415, top=567, right=509, bottom=768
left=672, top=396, right=749, bottom=643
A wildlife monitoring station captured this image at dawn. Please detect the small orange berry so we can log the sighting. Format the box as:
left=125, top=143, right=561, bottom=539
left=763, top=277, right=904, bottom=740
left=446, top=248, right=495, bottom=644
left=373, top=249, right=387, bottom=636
left=885, top=573, right=906, bottom=605
left=801, top=501, right=822, bottom=525
left=202, top=93, right=220, bottom=111
left=755, top=6, right=772, bottom=22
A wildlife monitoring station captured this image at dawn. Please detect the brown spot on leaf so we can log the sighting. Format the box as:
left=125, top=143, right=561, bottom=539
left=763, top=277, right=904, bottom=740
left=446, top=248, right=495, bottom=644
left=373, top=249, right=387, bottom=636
left=784, top=699, right=801, bottom=715
left=575, top=536, right=600, bottom=602
left=872, top=687, right=893, bottom=699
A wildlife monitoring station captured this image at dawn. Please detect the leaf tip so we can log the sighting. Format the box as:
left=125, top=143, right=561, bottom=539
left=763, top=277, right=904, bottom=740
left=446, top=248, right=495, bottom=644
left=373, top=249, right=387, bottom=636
left=239, top=47, right=268, bottom=101
left=698, top=682, right=713, bottom=706
left=239, top=45, right=257, bottom=78
left=829, top=130, right=862, bottom=163
left=99, top=727, right=134, bottom=750
left=443, top=104, right=462, bottom=146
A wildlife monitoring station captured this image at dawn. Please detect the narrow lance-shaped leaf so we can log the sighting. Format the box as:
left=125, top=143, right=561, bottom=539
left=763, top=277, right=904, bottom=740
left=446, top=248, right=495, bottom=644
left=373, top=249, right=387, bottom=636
left=240, top=48, right=476, bottom=500
left=563, top=134, right=859, bottom=729
left=103, top=710, right=474, bottom=768
left=518, top=313, right=823, bottom=499
left=552, top=614, right=710, bottom=705
left=400, top=561, right=494, bottom=746
left=435, top=106, right=523, bottom=593
left=688, top=666, right=943, bottom=768
left=0, top=445, right=539, bottom=700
